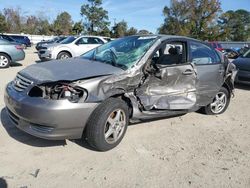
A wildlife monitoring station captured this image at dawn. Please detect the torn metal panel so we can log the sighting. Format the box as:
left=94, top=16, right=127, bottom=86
left=135, top=64, right=197, bottom=110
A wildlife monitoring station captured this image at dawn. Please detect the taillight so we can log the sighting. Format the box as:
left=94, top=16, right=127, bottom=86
left=15, top=45, right=23, bottom=50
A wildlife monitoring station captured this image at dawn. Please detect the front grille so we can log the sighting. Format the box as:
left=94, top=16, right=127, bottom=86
left=13, top=73, right=33, bottom=92
left=39, top=51, right=45, bottom=54
left=40, top=47, right=47, bottom=50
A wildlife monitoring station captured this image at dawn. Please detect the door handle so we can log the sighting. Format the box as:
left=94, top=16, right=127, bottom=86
left=182, top=69, right=193, bottom=75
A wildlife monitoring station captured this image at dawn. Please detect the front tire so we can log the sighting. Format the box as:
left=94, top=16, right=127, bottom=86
left=85, top=98, right=129, bottom=151
left=204, top=87, right=230, bottom=115
left=0, top=53, right=11, bottom=68
left=57, top=51, right=71, bottom=60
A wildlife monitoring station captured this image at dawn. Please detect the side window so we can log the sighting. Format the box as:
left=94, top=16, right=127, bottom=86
left=76, top=37, right=88, bottom=45
left=87, top=37, right=104, bottom=44
left=155, top=42, right=186, bottom=65
left=190, top=42, right=221, bottom=65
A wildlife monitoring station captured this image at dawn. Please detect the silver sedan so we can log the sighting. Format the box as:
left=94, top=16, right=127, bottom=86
left=4, top=35, right=236, bottom=151
left=0, top=39, right=25, bottom=68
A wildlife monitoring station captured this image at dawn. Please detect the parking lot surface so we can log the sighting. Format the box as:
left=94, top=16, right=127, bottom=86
left=0, top=47, right=250, bottom=188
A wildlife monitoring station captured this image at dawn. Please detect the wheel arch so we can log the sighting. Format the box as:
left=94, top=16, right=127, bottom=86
left=0, top=52, right=12, bottom=61
left=57, top=50, right=72, bottom=59
left=107, top=92, right=133, bottom=118
left=222, top=77, right=234, bottom=97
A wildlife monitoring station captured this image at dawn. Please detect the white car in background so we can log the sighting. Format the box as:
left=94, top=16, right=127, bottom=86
left=38, top=36, right=109, bottom=61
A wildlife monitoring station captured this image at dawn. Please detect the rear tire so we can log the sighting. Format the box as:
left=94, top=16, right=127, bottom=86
left=84, top=98, right=129, bottom=151
left=203, top=87, right=230, bottom=115
left=57, top=51, right=71, bottom=60
left=0, top=53, right=11, bottom=68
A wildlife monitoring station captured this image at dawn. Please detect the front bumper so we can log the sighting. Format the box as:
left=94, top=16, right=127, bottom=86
left=38, top=50, right=54, bottom=60
left=235, top=70, right=250, bottom=85
left=4, top=83, right=99, bottom=140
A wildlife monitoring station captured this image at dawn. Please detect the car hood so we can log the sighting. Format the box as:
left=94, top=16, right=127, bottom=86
left=38, top=41, right=53, bottom=45
left=19, top=58, right=124, bottom=83
left=232, top=57, right=250, bottom=71
left=42, top=43, right=61, bottom=48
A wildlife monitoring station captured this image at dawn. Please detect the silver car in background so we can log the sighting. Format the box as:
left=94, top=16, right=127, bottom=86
left=38, top=36, right=109, bottom=61
left=0, top=39, right=25, bottom=68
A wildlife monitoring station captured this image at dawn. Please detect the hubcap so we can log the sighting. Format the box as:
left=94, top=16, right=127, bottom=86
left=104, top=109, right=126, bottom=144
left=210, top=92, right=227, bottom=114
left=60, top=54, right=69, bottom=59
left=0, top=55, right=9, bottom=67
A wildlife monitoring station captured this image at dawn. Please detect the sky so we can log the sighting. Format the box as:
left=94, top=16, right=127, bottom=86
left=0, top=0, right=250, bottom=33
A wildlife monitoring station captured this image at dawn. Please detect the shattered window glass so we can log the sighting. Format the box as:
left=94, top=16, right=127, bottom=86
left=81, top=36, right=157, bottom=70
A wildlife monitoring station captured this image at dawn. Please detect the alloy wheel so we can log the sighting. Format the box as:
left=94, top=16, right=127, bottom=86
left=210, top=92, right=227, bottom=114
left=60, top=54, right=70, bottom=59
left=0, top=55, right=9, bottom=67
left=104, top=109, right=126, bottom=144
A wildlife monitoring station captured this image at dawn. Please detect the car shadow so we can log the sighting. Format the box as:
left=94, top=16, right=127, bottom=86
left=129, top=113, right=187, bottom=126
left=235, top=83, right=250, bottom=90
left=10, top=62, right=22, bottom=67
left=70, top=139, right=99, bottom=152
left=0, top=108, right=66, bottom=147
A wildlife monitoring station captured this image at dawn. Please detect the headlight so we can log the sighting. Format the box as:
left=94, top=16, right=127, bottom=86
left=28, top=82, right=88, bottom=103
left=48, top=47, right=55, bottom=51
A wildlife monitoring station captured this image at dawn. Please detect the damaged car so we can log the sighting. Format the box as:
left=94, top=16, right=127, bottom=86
left=4, top=35, right=237, bottom=151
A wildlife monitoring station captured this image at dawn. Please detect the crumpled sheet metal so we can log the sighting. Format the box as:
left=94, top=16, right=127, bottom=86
left=135, top=63, right=197, bottom=110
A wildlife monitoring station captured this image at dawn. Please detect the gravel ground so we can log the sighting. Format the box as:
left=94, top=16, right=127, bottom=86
left=0, top=47, right=250, bottom=188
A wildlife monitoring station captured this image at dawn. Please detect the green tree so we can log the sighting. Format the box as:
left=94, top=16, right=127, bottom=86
left=72, top=21, right=84, bottom=35
left=112, top=20, right=128, bottom=38
left=24, top=15, right=39, bottom=34
left=138, top=30, right=151, bottom=35
left=126, top=27, right=137, bottom=36
left=53, top=12, right=73, bottom=35
left=218, top=9, right=250, bottom=41
left=99, top=26, right=111, bottom=37
left=81, top=0, right=110, bottom=34
left=0, top=13, right=8, bottom=32
left=36, top=19, right=53, bottom=35
left=3, top=7, right=24, bottom=33
left=158, top=0, right=221, bottom=40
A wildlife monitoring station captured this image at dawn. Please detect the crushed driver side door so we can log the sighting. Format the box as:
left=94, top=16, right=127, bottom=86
left=136, top=40, right=198, bottom=111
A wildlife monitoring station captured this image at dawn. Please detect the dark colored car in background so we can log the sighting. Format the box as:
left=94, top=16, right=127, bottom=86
left=0, top=34, right=16, bottom=43
left=209, top=42, right=223, bottom=51
left=36, top=36, right=67, bottom=51
left=222, top=48, right=240, bottom=59
left=233, top=49, right=250, bottom=84
left=9, top=35, right=31, bottom=48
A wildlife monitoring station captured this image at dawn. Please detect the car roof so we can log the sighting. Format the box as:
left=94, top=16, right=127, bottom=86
left=118, top=34, right=205, bottom=44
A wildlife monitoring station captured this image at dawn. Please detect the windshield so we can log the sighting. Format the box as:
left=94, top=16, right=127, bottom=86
left=60, top=36, right=76, bottom=44
left=81, top=36, right=157, bottom=70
